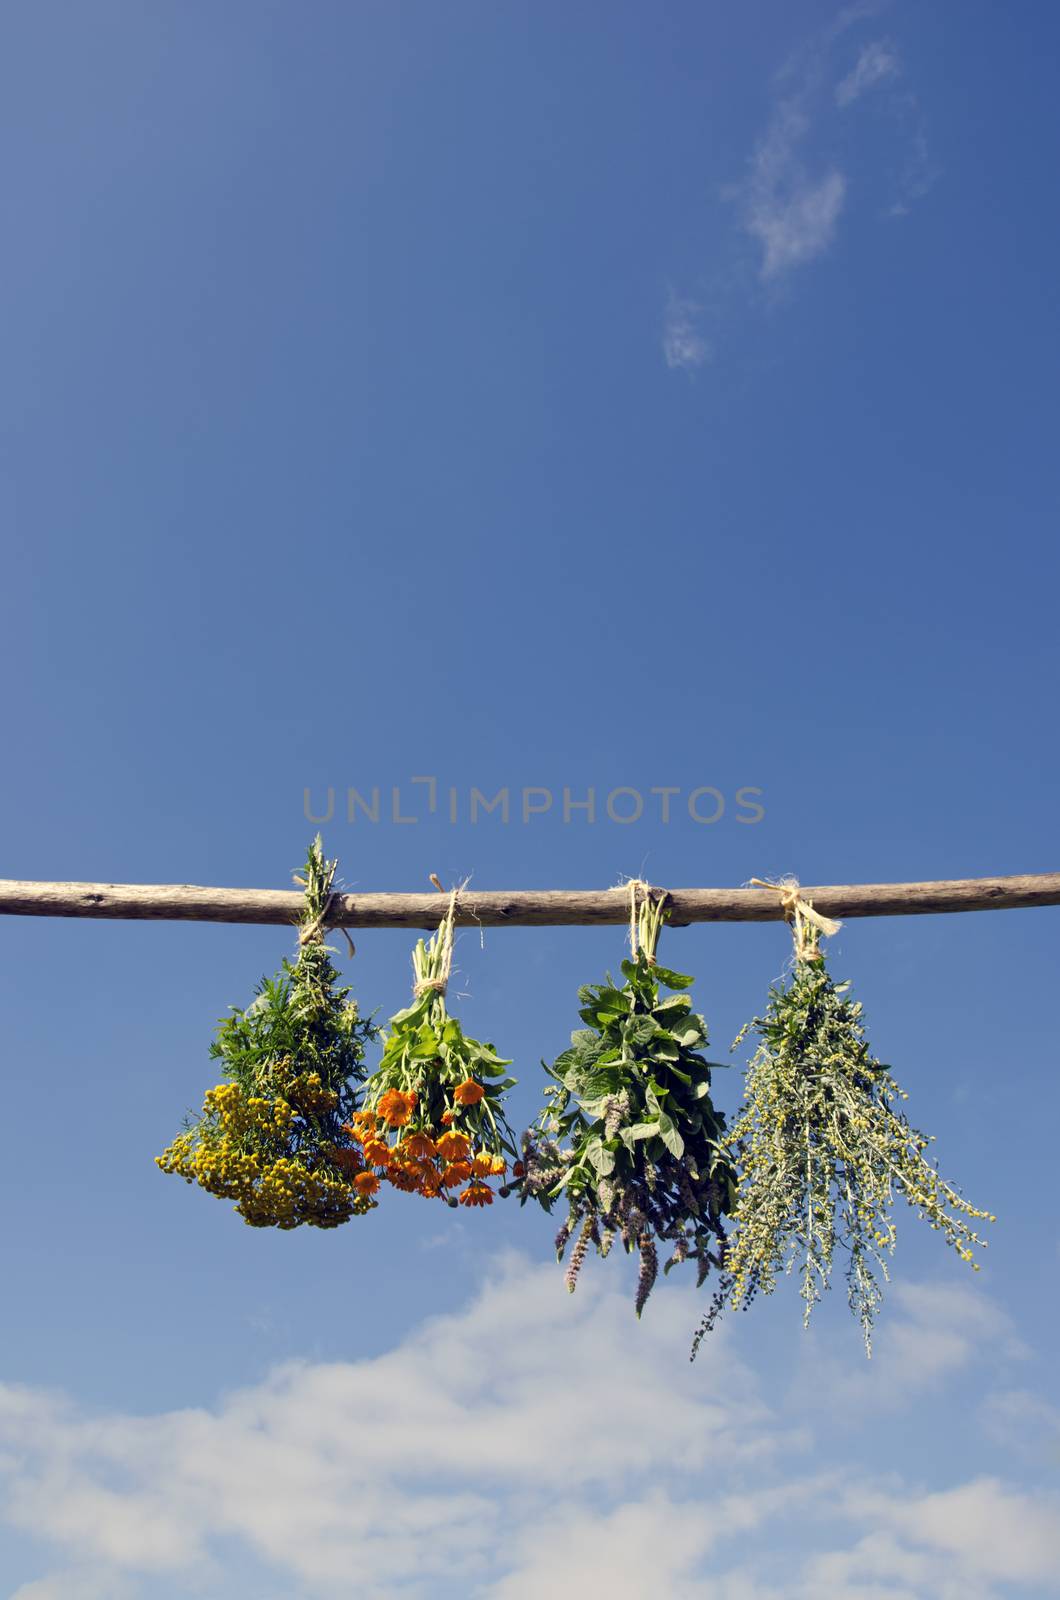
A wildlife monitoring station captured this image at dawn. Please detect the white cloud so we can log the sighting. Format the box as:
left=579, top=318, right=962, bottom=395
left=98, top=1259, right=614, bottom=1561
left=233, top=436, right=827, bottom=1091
left=837, top=41, right=901, bottom=107
left=841, top=1477, right=1060, bottom=1589
left=664, top=9, right=937, bottom=351
left=980, top=1386, right=1060, bottom=1467
left=740, top=97, right=846, bottom=281
left=0, top=1257, right=784, bottom=1597
left=0, top=1257, right=1055, bottom=1599
left=787, top=1278, right=1028, bottom=1435
left=663, top=291, right=711, bottom=370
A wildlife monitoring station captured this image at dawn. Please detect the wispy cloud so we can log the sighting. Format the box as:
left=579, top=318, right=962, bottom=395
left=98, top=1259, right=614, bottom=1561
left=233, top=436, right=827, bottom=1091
left=836, top=39, right=901, bottom=107
left=790, top=1279, right=1028, bottom=1421
left=741, top=98, right=847, bottom=280
left=662, top=291, right=711, bottom=370
left=0, top=1256, right=1057, bottom=1599
left=663, top=6, right=938, bottom=368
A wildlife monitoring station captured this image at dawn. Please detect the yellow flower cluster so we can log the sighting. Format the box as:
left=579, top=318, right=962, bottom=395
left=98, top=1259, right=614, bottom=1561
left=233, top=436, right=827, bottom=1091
left=284, top=1071, right=339, bottom=1115
left=156, top=1079, right=372, bottom=1230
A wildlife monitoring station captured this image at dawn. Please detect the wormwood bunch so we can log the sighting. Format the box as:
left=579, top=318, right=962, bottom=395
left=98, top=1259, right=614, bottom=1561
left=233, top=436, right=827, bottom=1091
left=353, top=895, right=518, bottom=1207
left=522, top=890, right=735, bottom=1315
left=157, top=838, right=377, bottom=1228
left=694, top=926, right=995, bottom=1357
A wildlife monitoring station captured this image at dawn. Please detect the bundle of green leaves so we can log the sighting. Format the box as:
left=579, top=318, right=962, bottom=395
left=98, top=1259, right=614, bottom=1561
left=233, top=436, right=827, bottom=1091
left=157, top=837, right=378, bottom=1228
left=693, top=923, right=995, bottom=1357
left=521, top=892, right=735, bottom=1315
left=355, top=900, right=519, bottom=1208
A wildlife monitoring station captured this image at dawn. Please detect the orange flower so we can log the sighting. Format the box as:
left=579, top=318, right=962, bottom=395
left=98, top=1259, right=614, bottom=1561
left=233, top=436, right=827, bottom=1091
left=489, top=1154, right=507, bottom=1176
left=440, top=1110, right=455, bottom=1126
left=377, top=1088, right=417, bottom=1128
left=351, top=1109, right=377, bottom=1129
left=418, top=1169, right=442, bottom=1198
left=471, top=1153, right=494, bottom=1178
left=441, top=1160, right=473, bottom=1186
left=401, top=1132, right=437, bottom=1161
left=453, top=1079, right=485, bottom=1106
left=512, top=1161, right=525, bottom=1178
left=436, top=1130, right=471, bottom=1163
left=362, top=1138, right=393, bottom=1167
left=458, top=1182, right=494, bottom=1207
left=354, top=1172, right=380, bottom=1197
left=387, top=1164, right=424, bottom=1193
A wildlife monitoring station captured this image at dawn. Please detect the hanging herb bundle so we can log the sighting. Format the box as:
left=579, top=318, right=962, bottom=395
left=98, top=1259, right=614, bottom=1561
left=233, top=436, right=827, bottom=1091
left=350, top=888, right=518, bottom=1207
left=693, top=881, right=996, bottom=1357
left=157, top=837, right=378, bottom=1228
left=521, top=884, right=735, bottom=1315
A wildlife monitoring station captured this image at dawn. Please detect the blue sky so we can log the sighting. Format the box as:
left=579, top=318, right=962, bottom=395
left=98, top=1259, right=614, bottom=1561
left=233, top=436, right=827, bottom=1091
left=2, top=2, right=1059, bottom=1595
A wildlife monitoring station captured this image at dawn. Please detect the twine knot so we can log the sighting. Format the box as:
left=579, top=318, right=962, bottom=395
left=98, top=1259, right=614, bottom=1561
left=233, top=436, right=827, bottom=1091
left=620, top=877, right=668, bottom=964
left=293, top=867, right=355, bottom=958
left=749, top=875, right=841, bottom=961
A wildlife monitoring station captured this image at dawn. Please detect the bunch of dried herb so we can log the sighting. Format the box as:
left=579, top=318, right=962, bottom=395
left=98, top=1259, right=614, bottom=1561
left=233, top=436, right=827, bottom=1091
left=693, top=911, right=995, bottom=1357
left=351, top=892, right=518, bottom=1207
left=521, top=888, right=735, bottom=1314
left=157, top=837, right=378, bottom=1228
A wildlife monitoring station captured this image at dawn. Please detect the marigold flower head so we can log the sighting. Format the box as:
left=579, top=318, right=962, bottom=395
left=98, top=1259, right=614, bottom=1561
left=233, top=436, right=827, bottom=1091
left=436, top=1130, right=471, bottom=1162
left=377, top=1088, right=417, bottom=1128
left=453, top=1079, right=485, bottom=1106
left=401, top=1132, right=437, bottom=1161
left=354, top=1171, right=380, bottom=1197
left=362, top=1138, right=393, bottom=1167
left=458, top=1181, right=494, bottom=1207
left=387, top=1164, right=423, bottom=1192
left=488, top=1154, right=507, bottom=1176
left=442, top=1160, right=472, bottom=1186
left=440, top=1111, right=455, bottom=1126
left=472, top=1153, right=494, bottom=1178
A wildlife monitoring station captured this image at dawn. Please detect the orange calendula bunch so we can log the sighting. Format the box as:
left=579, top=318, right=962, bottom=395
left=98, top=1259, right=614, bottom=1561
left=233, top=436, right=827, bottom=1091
left=357, top=889, right=517, bottom=1207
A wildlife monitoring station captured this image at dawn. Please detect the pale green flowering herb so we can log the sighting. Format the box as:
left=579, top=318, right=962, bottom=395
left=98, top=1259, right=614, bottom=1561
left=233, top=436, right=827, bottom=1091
left=693, top=925, right=995, bottom=1358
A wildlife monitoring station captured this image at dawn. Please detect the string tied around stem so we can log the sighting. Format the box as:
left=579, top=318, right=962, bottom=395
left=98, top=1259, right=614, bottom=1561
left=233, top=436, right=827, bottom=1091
left=748, top=875, right=842, bottom=962
left=412, top=875, right=461, bottom=998
left=293, top=842, right=355, bottom=958
left=621, top=877, right=669, bottom=964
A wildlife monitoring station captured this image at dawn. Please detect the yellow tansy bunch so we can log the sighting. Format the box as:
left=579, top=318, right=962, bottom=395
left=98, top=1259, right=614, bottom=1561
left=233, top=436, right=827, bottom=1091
left=157, top=837, right=377, bottom=1228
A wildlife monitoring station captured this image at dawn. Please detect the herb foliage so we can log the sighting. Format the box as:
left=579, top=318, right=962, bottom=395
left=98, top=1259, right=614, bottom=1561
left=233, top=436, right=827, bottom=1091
left=522, top=892, right=735, bottom=1314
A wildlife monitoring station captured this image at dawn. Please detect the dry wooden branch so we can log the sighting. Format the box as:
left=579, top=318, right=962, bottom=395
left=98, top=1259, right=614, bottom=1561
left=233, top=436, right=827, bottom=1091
left=0, top=873, right=1058, bottom=929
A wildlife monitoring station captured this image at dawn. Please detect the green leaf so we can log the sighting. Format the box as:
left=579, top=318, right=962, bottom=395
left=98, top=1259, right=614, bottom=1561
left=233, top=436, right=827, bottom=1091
left=649, top=965, right=694, bottom=991
left=586, top=1140, right=616, bottom=1177
left=625, top=1015, right=661, bottom=1047
left=563, top=1064, right=624, bottom=1100
left=473, top=1059, right=510, bottom=1078
left=654, top=993, right=693, bottom=1018
left=656, top=1113, right=685, bottom=1160
left=673, top=1019, right=706, bottom=1048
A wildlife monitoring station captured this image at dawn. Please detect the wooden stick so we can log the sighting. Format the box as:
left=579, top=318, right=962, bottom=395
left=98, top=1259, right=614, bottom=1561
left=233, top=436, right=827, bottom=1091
left=0, top=873, right=1058, bottom=929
